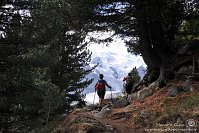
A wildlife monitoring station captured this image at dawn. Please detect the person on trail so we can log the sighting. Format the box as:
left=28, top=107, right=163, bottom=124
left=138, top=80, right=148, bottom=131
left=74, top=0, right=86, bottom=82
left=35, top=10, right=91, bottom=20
left=123, top=73, right=134, bottom=98
left=95, top=74, right=111, bottom=109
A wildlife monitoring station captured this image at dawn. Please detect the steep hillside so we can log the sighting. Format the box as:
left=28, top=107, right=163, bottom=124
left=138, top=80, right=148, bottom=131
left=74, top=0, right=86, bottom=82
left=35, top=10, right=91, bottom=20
left=53, top=80, right=199, bottom=133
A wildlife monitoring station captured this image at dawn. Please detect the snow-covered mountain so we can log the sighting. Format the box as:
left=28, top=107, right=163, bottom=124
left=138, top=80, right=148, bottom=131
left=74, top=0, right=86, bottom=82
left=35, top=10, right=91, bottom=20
left=137, top=65, right=146, bottom=79
left=83, top=45, right=146, bottom=94
left=83, top=33, right=147, bottom=104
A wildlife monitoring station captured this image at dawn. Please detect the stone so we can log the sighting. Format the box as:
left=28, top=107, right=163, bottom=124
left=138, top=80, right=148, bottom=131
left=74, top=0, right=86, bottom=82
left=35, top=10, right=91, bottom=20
left=105, top=124, right=114, bottom=131
left=148, top=80, right=158, bottom=91
left=168, top=86, right=182, bottom=97
left=79, top=122, right=106, bottom=132
left=182, top=77, right=194, bottom=92
left=83, top=104, right=98, bottom=111
left=101, top=103, right=112, bottom=111
left=112, top=98, right=129, bottom=108
left=63, top=115, right=106, bottom=133
left=94, top=108, right=111, bottom=118
left=182, top=86, right=193, bottom=92
left=137, top=87, right=152, bottom=101
left=140, top=110, right=149, bottom=119
left=111, top=112, right=126, bottom=120
left=127, top=93, right=138, bottom=102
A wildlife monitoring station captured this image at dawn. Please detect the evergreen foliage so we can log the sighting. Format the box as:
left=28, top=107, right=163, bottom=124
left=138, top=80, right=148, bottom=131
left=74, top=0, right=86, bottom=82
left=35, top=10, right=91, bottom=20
left=0, top=0, right=93, bottom=132
left=0, top=0, right=199, bottom=132
left=130, top=67, right=141, bottom=85
left=89, top=0, right=199, bottom=87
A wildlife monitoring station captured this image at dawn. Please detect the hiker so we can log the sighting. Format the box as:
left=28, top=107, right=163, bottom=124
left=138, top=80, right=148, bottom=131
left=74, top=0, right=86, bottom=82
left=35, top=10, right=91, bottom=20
left=123, top=73, right=134, bottom=98
left=95, top=74, right=112, bottom=109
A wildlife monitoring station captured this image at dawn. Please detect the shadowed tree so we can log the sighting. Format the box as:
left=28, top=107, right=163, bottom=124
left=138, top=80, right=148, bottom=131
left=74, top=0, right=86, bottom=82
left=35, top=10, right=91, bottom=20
left=88, top=0, right=199, bottom=87
left=130, top=67, right=141, bottom=84
left=0, top=0, right=94, bottom=132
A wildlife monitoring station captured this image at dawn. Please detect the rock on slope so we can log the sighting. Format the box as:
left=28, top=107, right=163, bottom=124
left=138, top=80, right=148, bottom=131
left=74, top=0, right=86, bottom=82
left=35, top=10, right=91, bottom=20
left=55, top=80, right=199, bottom=133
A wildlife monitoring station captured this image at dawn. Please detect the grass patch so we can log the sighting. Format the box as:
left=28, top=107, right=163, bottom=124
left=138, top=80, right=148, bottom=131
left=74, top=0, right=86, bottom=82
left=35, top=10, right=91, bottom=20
left=161, top=92, right=199, bottom=124
left=163, top=92, right=199, bottom=113
left=178, top=92, right=199, bottom=109
left=164, top=106, right=180, bottom=116
left=162, top=97, right=180, bottom=115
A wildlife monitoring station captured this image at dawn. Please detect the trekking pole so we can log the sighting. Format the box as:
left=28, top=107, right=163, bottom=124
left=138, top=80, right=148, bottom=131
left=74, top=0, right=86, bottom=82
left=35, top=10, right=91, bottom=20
left=110, top=87, right=113, bottom=103
left=93, top=90, right=96, bottom=105
left=122, top=82, right=126, bottom=95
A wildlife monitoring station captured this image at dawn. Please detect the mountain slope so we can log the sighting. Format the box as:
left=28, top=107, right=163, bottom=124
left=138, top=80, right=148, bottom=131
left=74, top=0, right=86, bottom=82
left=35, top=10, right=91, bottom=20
left=56, top=80, right=199, bottom=133
left=84, top=53, right=146, bottom=94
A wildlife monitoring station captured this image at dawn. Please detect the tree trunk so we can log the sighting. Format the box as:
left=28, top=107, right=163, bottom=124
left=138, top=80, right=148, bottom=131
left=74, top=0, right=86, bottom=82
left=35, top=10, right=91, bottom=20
left=158, top=64, right=167, bottom=88
left=140, top=38, right=160, bottom=69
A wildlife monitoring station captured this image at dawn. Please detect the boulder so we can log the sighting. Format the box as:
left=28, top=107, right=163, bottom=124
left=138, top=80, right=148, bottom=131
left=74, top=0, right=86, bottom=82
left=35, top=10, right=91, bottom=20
left=83, top=104, right=98, bottom=111
left=140, top=110, right=149, bottom=119
left=101, top=103, right=112, bottom=111
left=94, top=108, right=111, bottom=118
left=136, top=81, right=158, bottom=101
left=112, top=98, right=129, bottom=108
left=148, top=80, right=158, bottom=91
left=111, top=112, right=131, bottom=120
left=63, top=115, right=106, bottom=133
left=105, top=124, right=114, bottom=131
left=80, top=122, right=106, bottom=132
left=182, top=77, right=194, bottom=92
left=139, top=110, right=150, bottom=124
left=182, top=86, right=194, bottom=92
left=168, top=86, right=182, bottom=97
left=127, top=93, right=138, bottom=102
left=137, top=87, right=152, bottom=101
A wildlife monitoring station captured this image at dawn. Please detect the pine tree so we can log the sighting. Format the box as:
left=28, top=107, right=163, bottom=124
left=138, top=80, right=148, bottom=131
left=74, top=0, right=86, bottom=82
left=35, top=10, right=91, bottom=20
left=0, top=0, right=93, bottom=132
left=88, top=0, right=198, bottom=87
left=130, top=67, right=141, bottom=84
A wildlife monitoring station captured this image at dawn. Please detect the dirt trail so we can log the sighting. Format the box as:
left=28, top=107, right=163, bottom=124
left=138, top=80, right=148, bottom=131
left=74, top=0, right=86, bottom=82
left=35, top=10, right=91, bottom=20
left=61, top=81, right=199, bottom=133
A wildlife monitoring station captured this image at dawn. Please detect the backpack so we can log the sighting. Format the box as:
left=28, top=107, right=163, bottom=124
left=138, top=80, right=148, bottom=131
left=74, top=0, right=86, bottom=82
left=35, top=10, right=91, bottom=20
left=126, top=76, right=135, bottom=86
left=95, top=81, right=105, bottom=90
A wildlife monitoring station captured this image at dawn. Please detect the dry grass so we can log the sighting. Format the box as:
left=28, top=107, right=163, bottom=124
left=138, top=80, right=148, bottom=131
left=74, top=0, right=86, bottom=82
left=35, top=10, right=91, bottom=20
left=60, top=81, right=199, bottom=132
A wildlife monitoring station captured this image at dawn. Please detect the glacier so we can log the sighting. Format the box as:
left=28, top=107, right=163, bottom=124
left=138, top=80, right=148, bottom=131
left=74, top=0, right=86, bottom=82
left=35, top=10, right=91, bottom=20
left=83, top=53, right=146, bottom=94
left=83, top=42, right=146, bottom=105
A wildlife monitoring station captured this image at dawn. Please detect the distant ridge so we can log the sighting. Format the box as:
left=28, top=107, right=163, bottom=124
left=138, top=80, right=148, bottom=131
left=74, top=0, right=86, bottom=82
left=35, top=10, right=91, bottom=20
left=84, top=54, right=146, bottom=94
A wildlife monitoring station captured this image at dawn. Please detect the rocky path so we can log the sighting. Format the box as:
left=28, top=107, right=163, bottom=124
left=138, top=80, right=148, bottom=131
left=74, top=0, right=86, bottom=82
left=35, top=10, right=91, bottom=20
left=61, top=98, right=147, bottom=133
left=59, top=80, right=199, bottom=133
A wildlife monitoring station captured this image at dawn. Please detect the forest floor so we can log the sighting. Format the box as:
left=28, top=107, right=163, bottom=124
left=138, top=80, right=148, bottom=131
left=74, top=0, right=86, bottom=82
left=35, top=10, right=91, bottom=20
left=53, top=80, right=199, bottom=133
